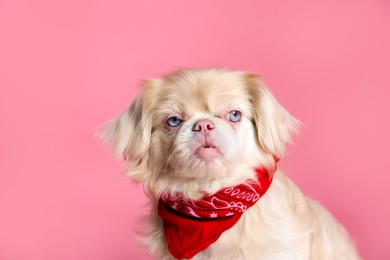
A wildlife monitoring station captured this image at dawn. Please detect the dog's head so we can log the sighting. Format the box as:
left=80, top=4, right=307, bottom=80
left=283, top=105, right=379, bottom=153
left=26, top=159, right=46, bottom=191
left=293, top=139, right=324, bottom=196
left=99, top=68, right=299, bottom=198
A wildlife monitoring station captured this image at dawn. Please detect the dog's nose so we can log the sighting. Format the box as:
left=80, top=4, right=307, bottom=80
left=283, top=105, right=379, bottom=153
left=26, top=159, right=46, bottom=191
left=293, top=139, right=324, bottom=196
left=192, top=119, right=215, bottom=132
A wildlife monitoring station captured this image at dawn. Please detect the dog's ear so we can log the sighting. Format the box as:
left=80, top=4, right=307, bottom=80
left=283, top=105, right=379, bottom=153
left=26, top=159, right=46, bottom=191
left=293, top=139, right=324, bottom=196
left=245, top=74, right=300, bottom=159
left=97, top=92, right=152, bottom=181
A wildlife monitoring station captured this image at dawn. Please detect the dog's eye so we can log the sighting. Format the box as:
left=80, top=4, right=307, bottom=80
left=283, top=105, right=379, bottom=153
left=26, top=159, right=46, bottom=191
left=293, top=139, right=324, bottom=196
left=166, top=116, right=183, bottom=127
left=227, top=110, right=242, bottom=122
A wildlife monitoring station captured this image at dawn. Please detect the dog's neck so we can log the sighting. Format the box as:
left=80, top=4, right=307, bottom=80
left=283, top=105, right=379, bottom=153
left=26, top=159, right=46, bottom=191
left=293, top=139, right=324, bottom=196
left=147, top=154, right=278, bottom=200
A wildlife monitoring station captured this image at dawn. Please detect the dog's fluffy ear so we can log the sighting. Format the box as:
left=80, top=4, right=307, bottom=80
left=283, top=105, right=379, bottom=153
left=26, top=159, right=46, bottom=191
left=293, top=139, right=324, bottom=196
left=97, top=93, right=152, bottom=181
left=245, top=74, right=300, bottom=159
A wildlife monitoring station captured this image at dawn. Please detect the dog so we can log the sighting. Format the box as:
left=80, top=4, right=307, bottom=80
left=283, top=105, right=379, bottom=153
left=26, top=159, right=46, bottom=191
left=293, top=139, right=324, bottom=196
left=99, top=68, right=360, bottom=259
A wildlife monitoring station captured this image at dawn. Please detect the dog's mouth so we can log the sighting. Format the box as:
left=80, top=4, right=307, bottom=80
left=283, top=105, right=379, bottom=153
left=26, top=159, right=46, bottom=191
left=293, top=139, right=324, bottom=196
left=194, top=144, right=222, bottom=162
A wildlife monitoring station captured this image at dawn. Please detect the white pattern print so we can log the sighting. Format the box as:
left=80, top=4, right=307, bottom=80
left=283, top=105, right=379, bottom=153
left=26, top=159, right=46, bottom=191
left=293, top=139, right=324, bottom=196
left=224, top=186, right=260, bottom=203
left=200, top=196, right=250, bottom=213
left=210, top=212, right=218, bottom=218
left=187, top=206, right=201, bottom=218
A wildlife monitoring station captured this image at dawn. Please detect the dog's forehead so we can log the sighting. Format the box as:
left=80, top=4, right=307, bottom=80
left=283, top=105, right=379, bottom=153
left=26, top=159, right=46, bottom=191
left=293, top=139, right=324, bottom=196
left=150, top=69, right=252, bottom=115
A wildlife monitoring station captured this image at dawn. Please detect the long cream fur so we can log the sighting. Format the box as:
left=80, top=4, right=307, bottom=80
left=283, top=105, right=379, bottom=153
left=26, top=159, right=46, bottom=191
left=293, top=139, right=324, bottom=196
left=99, top=68, right=360, bottom=259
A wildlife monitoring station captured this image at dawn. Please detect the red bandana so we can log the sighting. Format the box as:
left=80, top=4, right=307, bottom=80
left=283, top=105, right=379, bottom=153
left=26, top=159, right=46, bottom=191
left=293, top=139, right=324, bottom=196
left=158, top=164, right=276, bottom=259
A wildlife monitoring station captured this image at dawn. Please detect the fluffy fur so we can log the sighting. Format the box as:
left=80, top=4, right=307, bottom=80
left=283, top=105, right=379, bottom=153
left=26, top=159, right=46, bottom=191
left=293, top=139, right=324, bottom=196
left=99, top=68, right=360, bottom=259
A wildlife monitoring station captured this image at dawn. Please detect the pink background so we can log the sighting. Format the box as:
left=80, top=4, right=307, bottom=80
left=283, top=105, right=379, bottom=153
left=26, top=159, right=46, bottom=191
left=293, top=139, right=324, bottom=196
left=1, top=0, right=389, bottom=259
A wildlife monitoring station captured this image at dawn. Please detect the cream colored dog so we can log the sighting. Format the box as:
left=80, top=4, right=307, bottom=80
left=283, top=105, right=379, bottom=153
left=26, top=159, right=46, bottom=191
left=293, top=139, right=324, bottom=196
left=100, top=68, right=360, bottom=259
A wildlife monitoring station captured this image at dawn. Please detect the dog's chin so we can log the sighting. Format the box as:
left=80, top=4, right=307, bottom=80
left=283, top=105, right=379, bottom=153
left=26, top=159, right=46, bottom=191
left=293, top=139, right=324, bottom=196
left=169, top=149, right=239, bottom=182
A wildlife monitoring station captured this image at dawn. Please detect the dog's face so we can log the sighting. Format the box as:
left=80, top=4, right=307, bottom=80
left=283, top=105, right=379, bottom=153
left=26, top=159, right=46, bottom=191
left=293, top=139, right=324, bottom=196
left=147, top=70, right=260, bottom=181
left=100, top=68, right=298, bottom=197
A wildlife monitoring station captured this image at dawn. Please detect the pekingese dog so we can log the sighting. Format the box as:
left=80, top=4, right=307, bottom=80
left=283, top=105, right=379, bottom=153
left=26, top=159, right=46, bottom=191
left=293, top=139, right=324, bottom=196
left=99, top=68, right=360, bottom=259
